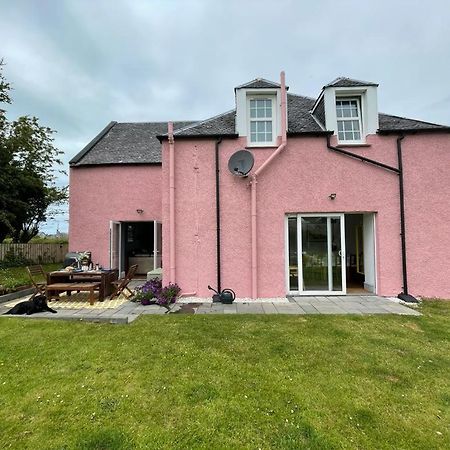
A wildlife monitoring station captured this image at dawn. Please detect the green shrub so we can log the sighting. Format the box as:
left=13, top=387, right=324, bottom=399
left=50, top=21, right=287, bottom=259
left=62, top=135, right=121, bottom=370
left=0, top=249, right=33, bottom=269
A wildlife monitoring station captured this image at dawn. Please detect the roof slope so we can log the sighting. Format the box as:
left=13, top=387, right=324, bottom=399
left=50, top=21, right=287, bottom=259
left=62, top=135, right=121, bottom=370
left=169, top=94, right=325, bottom=137
left=324, top=77, right=379, bottom=88
left=71, top=77, right=450, bottom=167
left=378, top=113, right=450, bottom=132
left=173, top=110, right=237, bottom=137
left=235, top=78, right=281, bottom=89
left=70, top=121, right=195, bottom=166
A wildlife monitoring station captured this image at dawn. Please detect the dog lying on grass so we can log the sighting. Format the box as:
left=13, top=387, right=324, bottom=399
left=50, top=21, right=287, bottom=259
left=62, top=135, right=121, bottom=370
left=4, top=294, right=57, bottom=315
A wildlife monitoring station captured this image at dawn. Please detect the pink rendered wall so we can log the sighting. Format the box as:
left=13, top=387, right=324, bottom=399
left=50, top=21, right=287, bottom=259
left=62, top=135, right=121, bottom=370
left=69, top=165, right=162, bottom=267
left=162, top=133, right=450, bottom=299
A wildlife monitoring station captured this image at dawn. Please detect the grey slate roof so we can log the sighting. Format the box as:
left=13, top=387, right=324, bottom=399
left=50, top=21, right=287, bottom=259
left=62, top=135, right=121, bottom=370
left=378, top=113, right=449, bottom=132
left=235, top=78, right=282, bottom=89
left=324, top=77, right=379, bottom=88
left=70, top=121, right=195, bottom=166
left=170, top=94, right=325, bottom=137
left=71, top=77, right=450, bottom=167
left=172, top=110, right=237, bottom=137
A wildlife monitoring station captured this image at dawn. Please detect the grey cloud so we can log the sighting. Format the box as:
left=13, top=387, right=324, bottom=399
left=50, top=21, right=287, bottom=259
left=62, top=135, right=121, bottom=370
left=1, top=0, right=449, bottom=233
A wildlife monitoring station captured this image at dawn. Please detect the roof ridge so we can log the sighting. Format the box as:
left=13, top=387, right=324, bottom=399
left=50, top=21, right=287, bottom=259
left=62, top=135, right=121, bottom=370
left=116, top=120, right=196, bottom=125
left=287, top=92, right=316, bottom=101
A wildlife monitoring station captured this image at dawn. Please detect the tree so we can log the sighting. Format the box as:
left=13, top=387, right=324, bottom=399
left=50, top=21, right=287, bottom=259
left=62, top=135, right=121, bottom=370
left=0, top=59, right=67, bottom=242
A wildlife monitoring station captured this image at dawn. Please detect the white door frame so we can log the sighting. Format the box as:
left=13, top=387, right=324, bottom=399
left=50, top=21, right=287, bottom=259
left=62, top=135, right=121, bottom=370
left=285, top=213, right=346, bottom=296
left=153, top=220, right=162, bottom=270
left=109, top=221, right=122, bottom=273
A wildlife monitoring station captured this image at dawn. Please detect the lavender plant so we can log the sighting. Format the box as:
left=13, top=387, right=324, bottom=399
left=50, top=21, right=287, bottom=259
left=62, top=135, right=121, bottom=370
left=156, top=283, right=181, bottom=307
left=134, top=278, right=162, bottom=305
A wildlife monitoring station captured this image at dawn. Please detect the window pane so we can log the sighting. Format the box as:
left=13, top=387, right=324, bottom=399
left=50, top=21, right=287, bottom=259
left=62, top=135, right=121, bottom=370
left=250, top=132, right=257, bottom=142
left=338, top=131, right=345, bottom=140
left=344, top=132, right=353, bottom=140
left=266, top=121, right=272, bottom=132
left=351, top=120, right=360, bottom=131
left=354, top=131, right=361, bottom=140
left=337, top=121, right=344, bottom=131
left=266, top=131, right=272, bottom=141
left=342, top=105, right=351, bottom=118
left=250, top=122, right=257, bottom=132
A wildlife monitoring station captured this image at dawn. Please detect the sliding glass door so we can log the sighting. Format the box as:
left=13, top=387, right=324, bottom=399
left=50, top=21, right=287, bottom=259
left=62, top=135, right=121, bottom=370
left=287, top=214, right=346, bottom=295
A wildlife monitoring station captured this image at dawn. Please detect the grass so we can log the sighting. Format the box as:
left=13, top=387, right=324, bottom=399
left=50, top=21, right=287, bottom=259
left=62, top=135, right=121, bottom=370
left=0, top=301, right=449, bottom=449
left=0, top=263, right=61, bottom=291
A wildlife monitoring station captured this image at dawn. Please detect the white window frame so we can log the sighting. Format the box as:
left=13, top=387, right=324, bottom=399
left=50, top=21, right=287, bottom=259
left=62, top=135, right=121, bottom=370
left=247, top=95, right=276, bottom=146
left=336, top=96, right=363, bottom=144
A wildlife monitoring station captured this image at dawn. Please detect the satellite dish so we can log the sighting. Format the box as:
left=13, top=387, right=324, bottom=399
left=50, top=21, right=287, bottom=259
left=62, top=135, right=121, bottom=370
left=228, top=150, right=254, bottom=177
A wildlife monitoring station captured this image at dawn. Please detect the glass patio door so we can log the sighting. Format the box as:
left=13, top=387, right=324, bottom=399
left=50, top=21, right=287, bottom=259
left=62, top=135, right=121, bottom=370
left=287, top=214, right=346, bottom=295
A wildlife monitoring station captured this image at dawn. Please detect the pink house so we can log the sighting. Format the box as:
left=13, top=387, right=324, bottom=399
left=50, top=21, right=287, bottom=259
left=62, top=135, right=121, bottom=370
left=69, top=73, right=450, bottom=300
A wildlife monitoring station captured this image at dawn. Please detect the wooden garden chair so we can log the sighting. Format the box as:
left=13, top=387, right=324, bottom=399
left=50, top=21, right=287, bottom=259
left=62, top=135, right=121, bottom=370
left=26, top=265, right=47, bottom=295
left=110, top=264, right=138, bottom=299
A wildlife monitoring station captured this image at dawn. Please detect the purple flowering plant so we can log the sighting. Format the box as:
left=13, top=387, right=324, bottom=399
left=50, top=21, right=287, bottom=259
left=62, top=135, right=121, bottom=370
left=134, top=279, right=181, bottom=307
left=134, top=278, right=162, bottom=305
left=157, top=283, right=181, bottom=307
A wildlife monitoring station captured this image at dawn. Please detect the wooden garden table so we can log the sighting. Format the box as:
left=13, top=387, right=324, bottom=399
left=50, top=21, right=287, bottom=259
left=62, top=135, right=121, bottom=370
left=47, top=269, right=118, bottom=301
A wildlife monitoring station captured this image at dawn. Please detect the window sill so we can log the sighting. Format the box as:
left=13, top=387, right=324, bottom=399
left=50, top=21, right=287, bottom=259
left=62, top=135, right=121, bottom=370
left=336, top=143, right=371, bottom=148
left=246, top=143, right=278, bottom=149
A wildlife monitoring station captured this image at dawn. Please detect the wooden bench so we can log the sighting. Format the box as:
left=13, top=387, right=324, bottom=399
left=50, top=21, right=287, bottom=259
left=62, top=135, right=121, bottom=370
left=46, top=282, right=101, bottom=305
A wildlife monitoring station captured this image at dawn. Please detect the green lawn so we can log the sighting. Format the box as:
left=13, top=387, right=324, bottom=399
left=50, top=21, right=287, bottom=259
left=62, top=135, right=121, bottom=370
left=0, top=263, right=61, bottom=291
left=0, top=301, right=449, bottom=449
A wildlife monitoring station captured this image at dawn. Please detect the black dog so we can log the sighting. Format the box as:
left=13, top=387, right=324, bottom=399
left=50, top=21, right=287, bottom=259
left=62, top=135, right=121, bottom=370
left=5, top=294, right=57, bottom=315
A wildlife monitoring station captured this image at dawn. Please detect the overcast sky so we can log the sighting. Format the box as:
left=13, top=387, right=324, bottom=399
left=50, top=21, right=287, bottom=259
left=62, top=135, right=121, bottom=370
left=1, top=0, right=449, bottom=233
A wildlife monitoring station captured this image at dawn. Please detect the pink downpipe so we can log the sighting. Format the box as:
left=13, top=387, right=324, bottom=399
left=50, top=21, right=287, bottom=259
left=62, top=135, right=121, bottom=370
left=250, top=71, right=287, bottom=299
left=168, top=122, right=176, bottom=283
left=251, top=176, right=257, bottom=298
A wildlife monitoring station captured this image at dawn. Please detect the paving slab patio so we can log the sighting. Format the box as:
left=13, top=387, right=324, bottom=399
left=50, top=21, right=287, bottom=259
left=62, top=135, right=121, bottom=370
left=0, top=292, right=420, bottom=323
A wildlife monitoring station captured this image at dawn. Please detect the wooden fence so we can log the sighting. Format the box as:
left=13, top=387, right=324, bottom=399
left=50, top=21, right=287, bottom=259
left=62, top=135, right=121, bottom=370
left=0, top=243, right=69, bottom=264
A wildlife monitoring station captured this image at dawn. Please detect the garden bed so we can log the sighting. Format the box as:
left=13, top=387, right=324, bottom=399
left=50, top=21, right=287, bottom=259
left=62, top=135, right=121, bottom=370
left=0, top=263, right=61, bottom=296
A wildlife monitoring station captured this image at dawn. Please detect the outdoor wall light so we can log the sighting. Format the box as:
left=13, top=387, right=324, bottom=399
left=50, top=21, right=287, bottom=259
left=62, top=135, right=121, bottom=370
left=329, top=193, right=337, bottom=200
left=136, top=209, right=144, bottom=214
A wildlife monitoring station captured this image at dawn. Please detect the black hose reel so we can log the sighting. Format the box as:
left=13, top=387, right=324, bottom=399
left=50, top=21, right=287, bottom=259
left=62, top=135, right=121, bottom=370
left=208, top=285, right=236, bottom=304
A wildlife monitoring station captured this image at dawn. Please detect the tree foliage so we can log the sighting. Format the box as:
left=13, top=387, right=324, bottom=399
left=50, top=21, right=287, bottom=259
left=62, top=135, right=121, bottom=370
left=0, top=59, right=67, bottom=242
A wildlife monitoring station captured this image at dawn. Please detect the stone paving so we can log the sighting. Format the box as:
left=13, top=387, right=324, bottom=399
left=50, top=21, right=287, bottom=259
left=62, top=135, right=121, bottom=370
left=175, top=295, right=420, bottom=316
left=0, top=294, right=420, bottom=324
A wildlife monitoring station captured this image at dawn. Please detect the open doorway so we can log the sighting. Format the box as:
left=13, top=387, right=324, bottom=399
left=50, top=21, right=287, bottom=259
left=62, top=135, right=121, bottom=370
left=110, top=221, right=162, bottom=277
left=344, top=213, right=376, bottom=294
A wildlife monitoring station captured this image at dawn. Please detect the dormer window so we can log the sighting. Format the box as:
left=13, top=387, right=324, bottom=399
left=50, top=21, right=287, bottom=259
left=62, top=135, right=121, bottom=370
left=249, top=97, right=274, bottom=144
left=336, top=97, right=362, bottom=142
left=234, top=79, right=283, bottom=145
left=312, top=78, right=379, bottom=144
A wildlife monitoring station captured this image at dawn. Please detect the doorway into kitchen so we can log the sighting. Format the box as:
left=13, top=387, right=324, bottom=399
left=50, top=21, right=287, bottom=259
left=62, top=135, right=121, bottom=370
left=110, top=221, right=162, bottom=277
